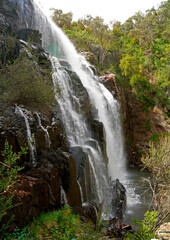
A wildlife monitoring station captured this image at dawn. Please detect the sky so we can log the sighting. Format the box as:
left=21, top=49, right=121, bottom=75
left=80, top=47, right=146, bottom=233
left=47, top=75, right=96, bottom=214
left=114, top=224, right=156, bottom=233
left=37, top=0, right=163, bottom=24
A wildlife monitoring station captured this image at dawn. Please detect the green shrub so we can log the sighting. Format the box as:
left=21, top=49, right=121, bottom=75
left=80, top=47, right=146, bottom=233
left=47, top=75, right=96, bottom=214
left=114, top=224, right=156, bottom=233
left=0, top=52, right=55, bottom=112
left=126, top=211, right=158, bottom=240
left=5, top=227, right=32, bottom=240
left=0, top=140, right=28, bottom=239
left=0, top=36, right=56, bottom=113
left=26, top=206, right=103, bottom=240
left=141, top=135, right=170, bottom=217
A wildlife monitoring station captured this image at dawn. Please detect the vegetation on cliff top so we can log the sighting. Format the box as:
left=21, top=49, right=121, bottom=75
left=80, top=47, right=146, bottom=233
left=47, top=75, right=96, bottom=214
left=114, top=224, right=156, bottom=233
left=51, top=0, right=170, bottom=112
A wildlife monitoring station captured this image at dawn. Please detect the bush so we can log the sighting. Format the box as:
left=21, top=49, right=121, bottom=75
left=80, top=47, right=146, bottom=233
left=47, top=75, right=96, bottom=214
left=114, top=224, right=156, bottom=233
left=126, top=211, right=158, bottom=240
left=141, top=135, right=170, bottom=219
left=28, top=205, right=103, bottom=240
left=5, top=227, right=31, bottom=240
left=0, top=140, right=28, bottom=239
left=0, top=54, right=55, bottom=112
left=0, top=36, right=56, bottom=113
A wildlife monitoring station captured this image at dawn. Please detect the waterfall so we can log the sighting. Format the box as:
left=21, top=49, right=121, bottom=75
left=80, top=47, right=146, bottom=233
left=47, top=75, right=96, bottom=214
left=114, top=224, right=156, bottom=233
left=29, top=3, right=126, bottom=179
left=17, top=0, right=126, bottom=213
left=60, top=186, right=68, bottom=207
left=35, top=113, right=51, bottom=148
left=51, top=57, right=109, bottom=203
left=15, top=106, right=36, bottom=163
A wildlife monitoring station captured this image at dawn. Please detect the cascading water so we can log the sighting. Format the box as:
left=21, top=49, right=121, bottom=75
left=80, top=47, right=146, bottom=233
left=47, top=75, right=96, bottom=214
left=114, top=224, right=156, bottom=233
left=36, top=113, right=51, bottom=148
left=15, top=0, right=146, bottom=218
left=20, top=0, right=127, bottom=213
left=15, top=106, right=36, bottom=163
left=51, top=57, right=109, bottom=204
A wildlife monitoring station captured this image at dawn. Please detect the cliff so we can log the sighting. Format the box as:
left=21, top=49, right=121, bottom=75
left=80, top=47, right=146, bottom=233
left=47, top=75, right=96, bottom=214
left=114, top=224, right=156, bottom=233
left=0, top=0, right=109, bottom=228
left=0, top=0, right=81, bottom=227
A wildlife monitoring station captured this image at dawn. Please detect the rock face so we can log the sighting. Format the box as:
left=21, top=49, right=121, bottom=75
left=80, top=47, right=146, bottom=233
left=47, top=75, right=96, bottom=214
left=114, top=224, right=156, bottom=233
left=85, top=44, right=119, bottom=68
left=0, top=102, right=82, bottom=227
left=0, top=0, right=128, bottom=228
left=0, top=0, right=107, bottom=227
left=0, top=9, right=82, bottom=225
left=10, top=149, right=81, bottom=228
left=0, top=0, right=35, bottom=33
left=111, top=179, right=126, bottom=219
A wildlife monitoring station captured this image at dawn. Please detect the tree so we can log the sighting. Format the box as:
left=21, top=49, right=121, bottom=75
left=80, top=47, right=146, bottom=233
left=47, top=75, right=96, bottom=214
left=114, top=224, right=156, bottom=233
left=51, top=9, right=73, bottom=29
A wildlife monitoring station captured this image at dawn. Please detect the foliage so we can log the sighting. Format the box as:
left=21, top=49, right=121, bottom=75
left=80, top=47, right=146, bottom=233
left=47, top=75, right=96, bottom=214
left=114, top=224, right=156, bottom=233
left=51, top=1, right=170, bottom=110
left=0, top=36, right=56, bottom=113
left=51, top=8, right=73, bottom=29
left=0, top=35, right=17, bottom=65
left=126, top=211, right=158, bottom=240
left=0, top=140, right=28, bottom=239
left=141, top=135, right=170, bottom=220
left=5, top=227, right=32, bottom=240
left=22, top=205, right=103, bottom=240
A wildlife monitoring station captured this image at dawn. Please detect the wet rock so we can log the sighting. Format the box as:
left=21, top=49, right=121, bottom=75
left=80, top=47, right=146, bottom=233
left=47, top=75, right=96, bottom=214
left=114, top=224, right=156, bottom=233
left=59, top=59, right=71, bottom=69
left=66, top=154, right=82, bottom=207
left=111, top=179, right=126, bottom=219
left=69, top=146, right=86, bottom=180
left=90, top=119, right=107, bottom=160
left=73, top=201, right=99, bottom=225
left=64, top=68, right=91, bottom=112
left=17, top=28, right=42, bottom=45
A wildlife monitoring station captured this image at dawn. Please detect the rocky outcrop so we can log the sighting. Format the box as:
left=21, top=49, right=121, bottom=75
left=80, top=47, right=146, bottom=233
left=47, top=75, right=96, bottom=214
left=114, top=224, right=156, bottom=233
left=81, top=44, right=119, bottom=69
left=0, top=29, right=82, bottom=226
left=3, top=149, right=81, bottom=228
left=99, top=72, right=170, bottom=165
left=0, top=0, right=127, bottom=229
left=0, top=0, right=35, bottom=33
left=111, top=179, right=126, bottom=219
left=119, top=88, right=170, bottom=164
left=0, top=102, right=82, bottom=227
left=0, top=13, right=105, bottom=228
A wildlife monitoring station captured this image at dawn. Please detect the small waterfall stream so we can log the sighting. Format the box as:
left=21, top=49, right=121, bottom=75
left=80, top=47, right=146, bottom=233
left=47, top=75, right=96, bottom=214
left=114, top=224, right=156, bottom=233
left=35, top=113, right=51, bottom=148
left=15, top=106, right=36, bottom=163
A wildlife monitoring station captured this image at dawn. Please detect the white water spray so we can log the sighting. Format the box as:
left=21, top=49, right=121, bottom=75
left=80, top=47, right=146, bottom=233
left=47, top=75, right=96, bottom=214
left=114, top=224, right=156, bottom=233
left=36, top=113, right=51, bottom=148
left=15, top=106, right=36, bottom=163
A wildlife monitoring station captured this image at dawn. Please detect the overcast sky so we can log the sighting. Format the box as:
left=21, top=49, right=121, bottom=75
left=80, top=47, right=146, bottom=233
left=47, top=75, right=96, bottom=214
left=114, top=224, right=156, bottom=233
left=37, top=0, right=163, bottom=24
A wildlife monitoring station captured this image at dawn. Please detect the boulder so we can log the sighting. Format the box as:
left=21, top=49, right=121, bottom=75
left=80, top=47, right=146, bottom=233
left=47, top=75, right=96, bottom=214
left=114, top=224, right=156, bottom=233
left=111, top=179, right=126, bottom=219
left=73, top=201, right=99, bottom=225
